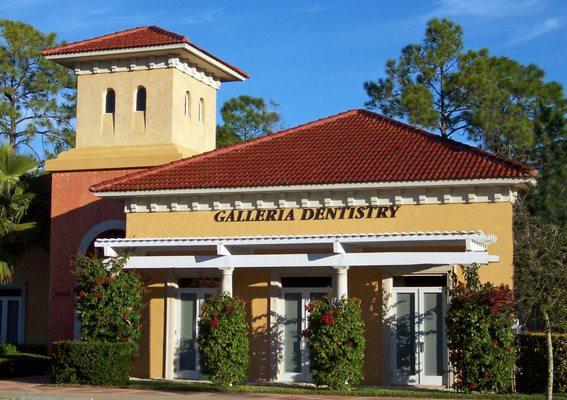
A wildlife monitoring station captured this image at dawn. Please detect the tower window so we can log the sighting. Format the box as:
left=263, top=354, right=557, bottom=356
left=135, top=87, right=146, bottom=111
left=184, top=91, right=191, bottom=117
left=105, top=89, right=115, bottom=113
left=198, top=98, right=204, bottom=122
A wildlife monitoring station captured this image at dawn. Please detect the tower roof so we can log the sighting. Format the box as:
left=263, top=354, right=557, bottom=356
left=43, top=26, right=248, bottom=81
left=91, top=109, right=536, bottom=193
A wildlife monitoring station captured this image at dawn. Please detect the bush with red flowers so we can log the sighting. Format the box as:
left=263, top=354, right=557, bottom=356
left=446, top=265, right=515, bottom=393
left=303, top=296, right=365, bottom=390
left=197, top=293, right=248, bottom=388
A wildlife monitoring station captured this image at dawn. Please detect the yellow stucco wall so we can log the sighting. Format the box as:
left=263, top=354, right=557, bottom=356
left=126, top=202, right=514, bottom=285
left=126, top=201, right=514, bottom=381
left=46, top=68, right=217, bottom=172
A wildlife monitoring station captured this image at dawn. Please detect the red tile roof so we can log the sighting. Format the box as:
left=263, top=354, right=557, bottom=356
left=91, top=110, right=536, bottom=193
left=42, top=26, right=249, bottom=78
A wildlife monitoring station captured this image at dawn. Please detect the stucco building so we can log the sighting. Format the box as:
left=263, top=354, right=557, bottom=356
left=34, top=26, right=537, bottom=386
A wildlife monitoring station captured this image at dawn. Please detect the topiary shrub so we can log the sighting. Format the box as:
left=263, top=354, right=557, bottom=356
left=304, top=296, right=365, bottom=390
left=74, top=255, right=145, bottom=345
left=517, top=333, right=567, bottom=393
left=446, top=266, right=515, bottom=393
left=197, top=293, right=249, bottom=388
left=51, top=341, right=134, bottom=386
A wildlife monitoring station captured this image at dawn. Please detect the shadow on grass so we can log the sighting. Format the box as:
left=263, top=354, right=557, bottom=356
left=0, top=353, right=50, bottom=378
left=128, top=378, right=566, bottom=399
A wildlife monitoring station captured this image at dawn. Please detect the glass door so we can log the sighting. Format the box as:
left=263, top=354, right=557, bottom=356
left=0, top=297, right=22, bottom=344
left=174, top=288, right=215, bottom=379
left=280, top=288, right=329, bottom=382
left=392, top=287, right=445, bottom=386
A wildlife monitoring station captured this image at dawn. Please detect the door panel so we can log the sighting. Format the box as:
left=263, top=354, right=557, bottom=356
left=423, top=292, right=443, bottom=377
left=283, top=293, right=302, bottom=373
left=179, top=293, right=197, bottom=371
left=395, top=292, right=416, bottom=377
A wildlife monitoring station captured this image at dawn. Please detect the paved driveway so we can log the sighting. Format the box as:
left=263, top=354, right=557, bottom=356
left=0, top=376, right=449, bottom=400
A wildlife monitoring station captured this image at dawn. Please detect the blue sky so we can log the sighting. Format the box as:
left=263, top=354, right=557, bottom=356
left=2, top=0, right=566, bottom=139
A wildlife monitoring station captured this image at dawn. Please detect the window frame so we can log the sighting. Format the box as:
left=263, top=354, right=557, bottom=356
left=105, top=89, right=116, bottom=114
left=135, top=86, right=147, bottom=112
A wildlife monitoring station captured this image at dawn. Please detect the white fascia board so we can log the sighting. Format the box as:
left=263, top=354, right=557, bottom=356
left=123, top=251, right=499, bottom=269
left=94, top=178, right=535, bottom=199
left=45, top=43, right=246, bottom=82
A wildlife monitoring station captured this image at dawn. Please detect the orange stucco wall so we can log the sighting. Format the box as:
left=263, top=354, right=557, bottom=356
left=48, top=169, right=142, bottom=345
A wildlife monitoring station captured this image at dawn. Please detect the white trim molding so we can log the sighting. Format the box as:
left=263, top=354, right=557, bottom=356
left=104, top=179, right=534, bottom=213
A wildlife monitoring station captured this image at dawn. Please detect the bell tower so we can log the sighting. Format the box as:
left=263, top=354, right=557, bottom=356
left=44, top=26, right=248, bottom=171
left=42, top=26, right=247, bottom=348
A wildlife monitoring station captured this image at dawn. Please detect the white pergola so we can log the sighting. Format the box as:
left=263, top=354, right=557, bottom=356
left=95, top=231, right=498, bottom=298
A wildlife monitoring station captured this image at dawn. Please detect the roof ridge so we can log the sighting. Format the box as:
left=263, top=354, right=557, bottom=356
left=90, top=109, right=365, bottom=192
left=42, top=25, right=188, bottom=55
left=357, top=109, right=536, bottom=176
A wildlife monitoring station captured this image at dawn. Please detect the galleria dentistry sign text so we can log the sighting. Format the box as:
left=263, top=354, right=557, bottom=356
left=213, top=206, right=401, bottom=223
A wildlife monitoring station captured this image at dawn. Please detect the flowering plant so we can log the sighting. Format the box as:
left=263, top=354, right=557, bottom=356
left=197, top=293, right=249, bottom=388
left=303, top=296, right=365, bottom=390
left=446, top=265, right=515, bottom=392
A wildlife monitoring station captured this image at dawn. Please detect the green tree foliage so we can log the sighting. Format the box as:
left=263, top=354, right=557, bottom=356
left=514, top=203, right=567, bottom=399
left=364, top=19, right=469, bottom=138
left=74, top=256, right=145, bottom=345
left=0, top=144, right=37, bottom=282
left=197, top=293, right=249, bottom=388
left=216, top=95, right=281, bottom=147
left=0, top=19, right=75, bottom=160
left=446, top=266, right=516, bottom=393
left=304, top=296, right=365, bottom=390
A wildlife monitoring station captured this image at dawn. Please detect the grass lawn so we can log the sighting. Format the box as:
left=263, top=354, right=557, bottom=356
left=129, top=379, right=567, bottom=399
left=0, top=352, right=50, bottom=378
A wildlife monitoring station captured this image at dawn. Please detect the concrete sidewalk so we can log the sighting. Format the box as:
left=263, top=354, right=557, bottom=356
left=0, top=376, right=446, bottom=400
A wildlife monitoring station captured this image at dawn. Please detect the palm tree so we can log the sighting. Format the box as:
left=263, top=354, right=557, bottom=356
left=0, top=144, right=37, bottom=282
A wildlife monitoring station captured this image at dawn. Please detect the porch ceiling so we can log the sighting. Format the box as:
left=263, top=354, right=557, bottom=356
left=94, top=231, right=499, bottom=269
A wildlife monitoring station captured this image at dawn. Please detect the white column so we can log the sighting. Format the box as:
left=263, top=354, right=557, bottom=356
left=334, top=265, right=349, bottom=299
left=219, top=267, right=234, bottom=295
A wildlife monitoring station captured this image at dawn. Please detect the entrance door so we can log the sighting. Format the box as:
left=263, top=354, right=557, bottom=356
left=174, top=288, right=215, bottom=379
left=279, top=288, right=330, bottom=382
left=392, top=287, right=445, bottom=386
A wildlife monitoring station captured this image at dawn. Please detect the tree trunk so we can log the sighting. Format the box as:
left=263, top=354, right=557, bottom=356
left=543, top=311, right=553, bottom=400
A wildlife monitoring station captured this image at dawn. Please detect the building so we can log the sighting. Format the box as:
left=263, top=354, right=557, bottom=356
left=42, top=26, right=535, bottom=386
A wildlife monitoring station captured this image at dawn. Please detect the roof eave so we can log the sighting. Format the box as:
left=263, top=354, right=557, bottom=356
left=92, top=177, right=537, bottom=199
left=44, top=43, right=247, bottom=82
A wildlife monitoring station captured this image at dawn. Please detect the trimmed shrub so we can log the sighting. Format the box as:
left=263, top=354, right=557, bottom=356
left=516, top=333, right=567, bottom=393
left=446, top=267, right=515, bottom=393
left=75, top=255, right=145, bottom=345
left=0, top=343, right=17, bottom=356
left=304, top=296, right=365, bottom=390
left=51, top=341, right=134, bottom=386
left=197, top=293, right=249, bottom=388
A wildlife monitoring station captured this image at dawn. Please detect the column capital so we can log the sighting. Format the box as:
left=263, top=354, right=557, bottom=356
left=218, top=266, right=235, bottom=274
left=333, top=265, right=349, bottom=272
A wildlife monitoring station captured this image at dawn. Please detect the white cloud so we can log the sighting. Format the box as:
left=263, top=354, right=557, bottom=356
left=508, top=17, right=562, bottom=45
left=423, top=0, right=545, bottom=19
left=183, top=8, right=224, bottom=25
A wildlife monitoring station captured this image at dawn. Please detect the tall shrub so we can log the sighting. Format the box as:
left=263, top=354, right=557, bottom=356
left=74, top=255, right=145, bottom=345
left=304, top=296, right=365, bottom=390
left=197, top=293, right=249, bottom=388
left=446, top=266, right=515, bottom=392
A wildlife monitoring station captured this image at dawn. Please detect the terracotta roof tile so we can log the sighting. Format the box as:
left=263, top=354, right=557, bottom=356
left=91, top=109, right=536, bottom=193
left=42, top=26, right=248, bottom=78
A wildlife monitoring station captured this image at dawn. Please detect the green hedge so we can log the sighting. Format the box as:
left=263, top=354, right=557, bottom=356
left=516, top=333, right=567, bottom=393
left=51, top=341, right=134, bottom=386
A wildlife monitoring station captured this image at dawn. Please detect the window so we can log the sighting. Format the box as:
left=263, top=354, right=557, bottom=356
left=184, top=91, right=191, bottom=117
left=135, top=87, right=146, bottom=111
left=105, top=89, right=115, bottom=113
left=198, top=98, right=204, bottom=122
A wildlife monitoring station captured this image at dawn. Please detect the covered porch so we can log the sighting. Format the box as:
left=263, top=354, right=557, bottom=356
left=95, top=231, right=498, bottom=385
